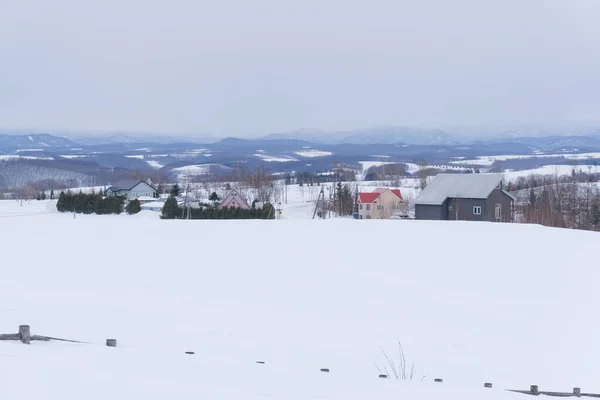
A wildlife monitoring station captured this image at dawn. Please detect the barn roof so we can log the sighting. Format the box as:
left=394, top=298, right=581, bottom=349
left=415, top=173, right=511, bottom=205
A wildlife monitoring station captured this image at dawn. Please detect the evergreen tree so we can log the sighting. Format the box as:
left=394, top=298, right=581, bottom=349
left=56, top=192, right=67, bottom=211
left=126, top=199, right=142, bottom=215
left=104, top=195, right=125, bottom=214
left=36, top=193, right=41, bottom=201
left=41, top=191, right=47, bottom=200
left=209, top=191, right=221, bottom=203
left=161, top=195, right=180, bottom=219
left=50, top=189, right=55, bottom=200
left=170, top=184, right=181, bottom=197
left=364, top=172, right=379, bottom=181
left=94, top=196, right=105, bottom=214
left=262, top=202, right=275, bottom=219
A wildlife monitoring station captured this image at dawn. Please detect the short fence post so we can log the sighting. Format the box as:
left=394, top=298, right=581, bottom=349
left=574, top=388, right=581, bottom=397
left=106, top=339, right=117, bottom=347
left=19, top=325, right=30, bottom=344
left=530, top=385, right=539, bottom=395
left=484, top=383, right=492, bottom=388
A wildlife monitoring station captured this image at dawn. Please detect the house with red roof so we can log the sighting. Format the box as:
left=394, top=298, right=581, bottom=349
left=357, top=188, right=404, bottom=219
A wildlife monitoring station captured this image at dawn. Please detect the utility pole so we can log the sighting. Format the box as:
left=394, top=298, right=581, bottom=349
left=312, top=187, right=325, bottom=220
left=338, top=178, right=342, bottom=216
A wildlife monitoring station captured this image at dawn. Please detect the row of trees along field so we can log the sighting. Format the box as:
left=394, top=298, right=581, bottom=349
left=56, top=191, right=127, bottom=214
left=160, top=195, right=275, bottom=219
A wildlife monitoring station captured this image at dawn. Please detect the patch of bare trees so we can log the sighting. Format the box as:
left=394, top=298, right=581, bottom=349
left=365, top=164, right=405, bottom=187
left=0, top=160, right=96, bottom=199
left=511, top=170, right=600, bottom=231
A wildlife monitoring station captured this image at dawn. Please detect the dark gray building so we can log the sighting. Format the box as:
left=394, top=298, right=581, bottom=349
left=415, top=173, right=515, bottom=222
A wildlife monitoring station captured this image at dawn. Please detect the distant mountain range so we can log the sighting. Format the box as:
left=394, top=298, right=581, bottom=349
left=2, top=128, right=600, bottom=189
left=4, top=124, right=600, bottom=148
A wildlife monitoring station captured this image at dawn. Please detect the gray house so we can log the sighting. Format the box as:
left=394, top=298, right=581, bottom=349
left=105, top=179, right=158, bottom=200
left=415, top=173, right=515, bottom=222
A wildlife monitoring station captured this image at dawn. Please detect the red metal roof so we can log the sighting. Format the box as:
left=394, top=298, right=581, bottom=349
left=390, top=189, right=403, bottom=200
left=358, top=192, right=380, bottom=203
left=358, top=188, right=404, bottom=203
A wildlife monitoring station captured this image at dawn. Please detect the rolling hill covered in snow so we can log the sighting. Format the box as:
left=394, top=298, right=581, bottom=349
left=0, top=200, right=599, bottom=399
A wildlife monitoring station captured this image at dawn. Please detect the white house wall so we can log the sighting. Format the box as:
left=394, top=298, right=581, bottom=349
left=127, top=182, right=157, bottom=199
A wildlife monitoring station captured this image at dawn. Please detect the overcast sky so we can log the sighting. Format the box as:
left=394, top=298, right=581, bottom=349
left=1, top=0, right=599, bottom=137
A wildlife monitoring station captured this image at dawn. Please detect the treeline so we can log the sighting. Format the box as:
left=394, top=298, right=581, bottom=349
left=506, top=169, right=600, bottom=192
left=56, top=191, right=125, bottom=214
left=160, top=195, right=275, bottom=219
left=512, top=171, right=600, bottom=231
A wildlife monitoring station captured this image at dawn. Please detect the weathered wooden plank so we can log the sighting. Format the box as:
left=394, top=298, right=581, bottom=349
left=30, top=335, right=51, bottom=341
left=37, top=335, right=86, bottom=344
left=507, top=388, right=600, bottom=398
left=0, top=333, right=20, bottom=340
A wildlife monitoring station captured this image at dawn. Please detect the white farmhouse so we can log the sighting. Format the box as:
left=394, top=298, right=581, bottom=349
left=105, top=179, right=158, bottom=201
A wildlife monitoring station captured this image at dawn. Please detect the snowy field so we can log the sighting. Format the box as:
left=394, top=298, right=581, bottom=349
left=451, top=153, right=600, bottom=166
left=1, top=200, right=599, bottom=399
left=503, top=164, right=600, bottom=181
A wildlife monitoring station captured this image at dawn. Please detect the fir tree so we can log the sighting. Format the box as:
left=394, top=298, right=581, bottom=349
left=170, top=184, right=181, bottom=197
left=94, top=196, right=105, bottom=214
left=161, top=195, right=180, bottom=219
left=41, top=191, right=47, bottom=200
left=126, top=199, right=142, bottom=215
left=50, top=189, right=55, bottom=200
left=262, top=202, right=275, bottom=219
left=56, top=192, right=66, bottom=211
left=209, top=191, right=220, bottom=203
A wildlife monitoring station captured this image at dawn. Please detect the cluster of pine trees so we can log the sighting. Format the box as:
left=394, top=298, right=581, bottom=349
left=160, top=195, right=274, bottom=219
left=56, top=191, right=125, bottom=214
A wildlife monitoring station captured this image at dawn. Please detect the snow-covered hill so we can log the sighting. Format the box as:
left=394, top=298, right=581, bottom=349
left=1, top=202, right=598, bottom=399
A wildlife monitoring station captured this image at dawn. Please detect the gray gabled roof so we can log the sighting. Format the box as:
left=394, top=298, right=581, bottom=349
left=107, top=179, right=157, bottom=192
left=415, top=173, right=508, bottom=205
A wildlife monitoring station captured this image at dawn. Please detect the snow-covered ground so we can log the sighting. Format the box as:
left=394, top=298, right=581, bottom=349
left=451, top=153, right=600, bottom=166
left=294, top=149, right=333, bottom=158
left=0, top=155, right=54, bottom=160
left=254, top=153, right=298, bottom=162
left=503, top=165, right=600, bottom=181
left=146, top=160, right=164, bottom=169
left=1, top=200, right=598, bottom=399
left=172, top=164, right=215, bottom=175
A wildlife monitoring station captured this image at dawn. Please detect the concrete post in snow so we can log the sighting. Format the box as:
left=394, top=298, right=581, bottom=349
left=530, top=385, right=539, bottom=395
left=19, top=325, right=30, bottom=344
